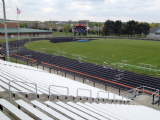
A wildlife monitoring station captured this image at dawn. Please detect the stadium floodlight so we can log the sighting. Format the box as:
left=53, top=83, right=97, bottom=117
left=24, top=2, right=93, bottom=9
left=2, top=0, right=10, bottom=62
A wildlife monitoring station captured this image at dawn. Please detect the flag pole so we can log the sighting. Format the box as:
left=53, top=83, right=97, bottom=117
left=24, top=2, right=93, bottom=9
left=16, top=7, right=19, bottom=40
left=2, top=0, right=10, bottom=62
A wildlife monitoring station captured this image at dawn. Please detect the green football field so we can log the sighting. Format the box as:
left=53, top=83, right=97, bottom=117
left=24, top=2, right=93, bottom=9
left=25, top=38, right=160, bottom=69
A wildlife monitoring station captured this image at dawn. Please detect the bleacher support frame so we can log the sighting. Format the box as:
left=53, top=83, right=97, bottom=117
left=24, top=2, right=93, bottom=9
left=49, top=85, right=69, bottom=100
left=77, top=88, right=92, bottom=103
left=9, top=80, right=37, bottom=103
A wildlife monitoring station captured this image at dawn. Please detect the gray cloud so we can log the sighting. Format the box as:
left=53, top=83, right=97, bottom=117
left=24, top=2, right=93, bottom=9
left=0, top=0, right=160, bottom=22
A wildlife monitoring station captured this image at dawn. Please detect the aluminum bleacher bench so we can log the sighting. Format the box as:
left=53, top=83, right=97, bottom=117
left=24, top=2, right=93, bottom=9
left=31, top=100, right=70, bottom=120
left=1, top=69, right=65, bottom=99
left=77, top=102, right=124, bottom=120
left=0, top=81, right=19, bottom=92
left=67, top=101, right=108, bottom=120
left=0, top=99, right=34, bottom=120
left=45, top=101, right=85, bottom=120
left=15, top=99, right=53, bottom=120
left=56, top=101, right=98, bottom=120
left=0, top=110, right=11, bottom=120
left=85, top=102, right=127, bottom=120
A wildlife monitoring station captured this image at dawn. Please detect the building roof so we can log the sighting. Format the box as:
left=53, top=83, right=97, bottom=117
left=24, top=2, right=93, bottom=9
left=150, top=27, right=160, bottom=33
left=0, top=28, right=53, bottom=34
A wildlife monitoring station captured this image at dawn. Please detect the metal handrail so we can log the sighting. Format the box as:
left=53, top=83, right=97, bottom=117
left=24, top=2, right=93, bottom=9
left=9, top=80, right=37, bottom=103
left=97, top=91, right=109, bottom=100
left=77, top=88, right=92, bottom=103
left=49, top=85, right=69, bottom=101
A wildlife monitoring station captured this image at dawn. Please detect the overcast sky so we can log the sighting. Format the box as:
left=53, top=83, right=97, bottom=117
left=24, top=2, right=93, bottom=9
left=0, top=0, right=160, bottom=23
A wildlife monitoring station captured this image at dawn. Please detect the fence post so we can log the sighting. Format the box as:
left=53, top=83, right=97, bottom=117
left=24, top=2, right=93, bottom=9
left=105, top=84, right=107, bottom=91
left=152, top=94, right=155, bottom=104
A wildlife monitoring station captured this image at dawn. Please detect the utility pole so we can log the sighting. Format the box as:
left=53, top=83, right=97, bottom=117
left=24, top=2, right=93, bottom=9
left=2, top=0, right=10, bottom=61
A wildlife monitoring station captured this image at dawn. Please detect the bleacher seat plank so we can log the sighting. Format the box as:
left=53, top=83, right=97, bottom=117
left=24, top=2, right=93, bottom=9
left=31, top=100, right=70, bottom=120
left=67, top=101, right=108, bottom=120
left=0, top=99, right=34, bottom=120
left=76, top=102, right=122, bottom=120
left=45, top=101, right=85, bottom=120
left=85, top=102, right=127, bottom=120
left=56, top=101, right=98, bottom=120
left=15, top=100, right=53, bottom=120
left=0, top=81, right=18, bottom=92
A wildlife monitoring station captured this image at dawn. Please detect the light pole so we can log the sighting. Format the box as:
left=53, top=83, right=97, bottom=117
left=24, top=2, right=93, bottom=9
left=2, top=0, right=10, bottom=62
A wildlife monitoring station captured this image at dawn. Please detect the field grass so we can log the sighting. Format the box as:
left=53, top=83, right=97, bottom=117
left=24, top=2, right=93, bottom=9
left=25, top=38, right=160, bottom=68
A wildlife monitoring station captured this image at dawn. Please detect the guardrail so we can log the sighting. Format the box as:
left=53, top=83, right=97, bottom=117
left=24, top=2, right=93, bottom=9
left=49, top=85, right=69, bottom=101
left=9, top=80, right=37, bottom=103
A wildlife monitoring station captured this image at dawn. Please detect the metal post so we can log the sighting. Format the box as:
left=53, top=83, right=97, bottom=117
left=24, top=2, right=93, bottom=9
left=97, top=91, right=109, bottom=101
left=93, top=81, right=95, bottom=87
left=77, top=88, right=92, bottom=103
left=152, top=94, right=155, bottom=104
left=2, top=0, right=10, bottom=62
left=35, top=84, right=37, bottom=100
left=74, top=75, right=75, bottom=80
left=9, top=81, right=11, bottom=103
left=119, top=88, right=120, bottom=96
left=105, top=84, right=107, bottom=91
left=49, top=85, right=69, bottom=101
left=158, top=89, right=160, bottom=106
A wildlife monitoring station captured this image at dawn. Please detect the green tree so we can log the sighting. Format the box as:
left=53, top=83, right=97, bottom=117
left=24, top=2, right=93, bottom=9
left=126, top=20, right=138, bottom=37
left=103, top=20, right=114, bottom=35
left=142, top=23, right=151, bottom=37
left=63, top=24, right=71, bottom=34
left=34, top=21, right=38, bottom=29
left=20, top=22, right=27, bottom=28
left=114, top=20, right=122, bottom=36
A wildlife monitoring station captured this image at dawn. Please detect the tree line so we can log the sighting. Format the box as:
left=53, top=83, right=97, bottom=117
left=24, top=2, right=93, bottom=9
left=103, top=20, right=151, bottom=37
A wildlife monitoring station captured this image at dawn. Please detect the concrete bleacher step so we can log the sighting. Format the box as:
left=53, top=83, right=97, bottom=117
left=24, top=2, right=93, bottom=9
left=0, top=110, right=12, bottom=120
left=0, top=99, right=34, bottom=120
left=0, top=87, right=5, bottom=92
left=15, top=99, right=54, bottom=120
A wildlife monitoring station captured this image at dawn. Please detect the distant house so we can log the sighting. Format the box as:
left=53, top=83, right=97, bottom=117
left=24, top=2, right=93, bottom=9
left=26, top=23, right=34, bottom=28
left=155, top=29, right=160, bottom=35
left=56, top=26, right=64, bottom=32
left=38, top=23, right=46, bottom=29
left=149, top=27, right=160, bottom=35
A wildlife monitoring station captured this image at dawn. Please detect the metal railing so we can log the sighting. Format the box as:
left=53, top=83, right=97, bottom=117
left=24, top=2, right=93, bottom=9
left=9, top=80, right=37, bottom=103
left=77, top=88, right=92, bottom=103
left=49, top=85, right=69, bottom=101
left=97, top=91, right=109, bottom=101
left=115, top=73, right=124, bottom=80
